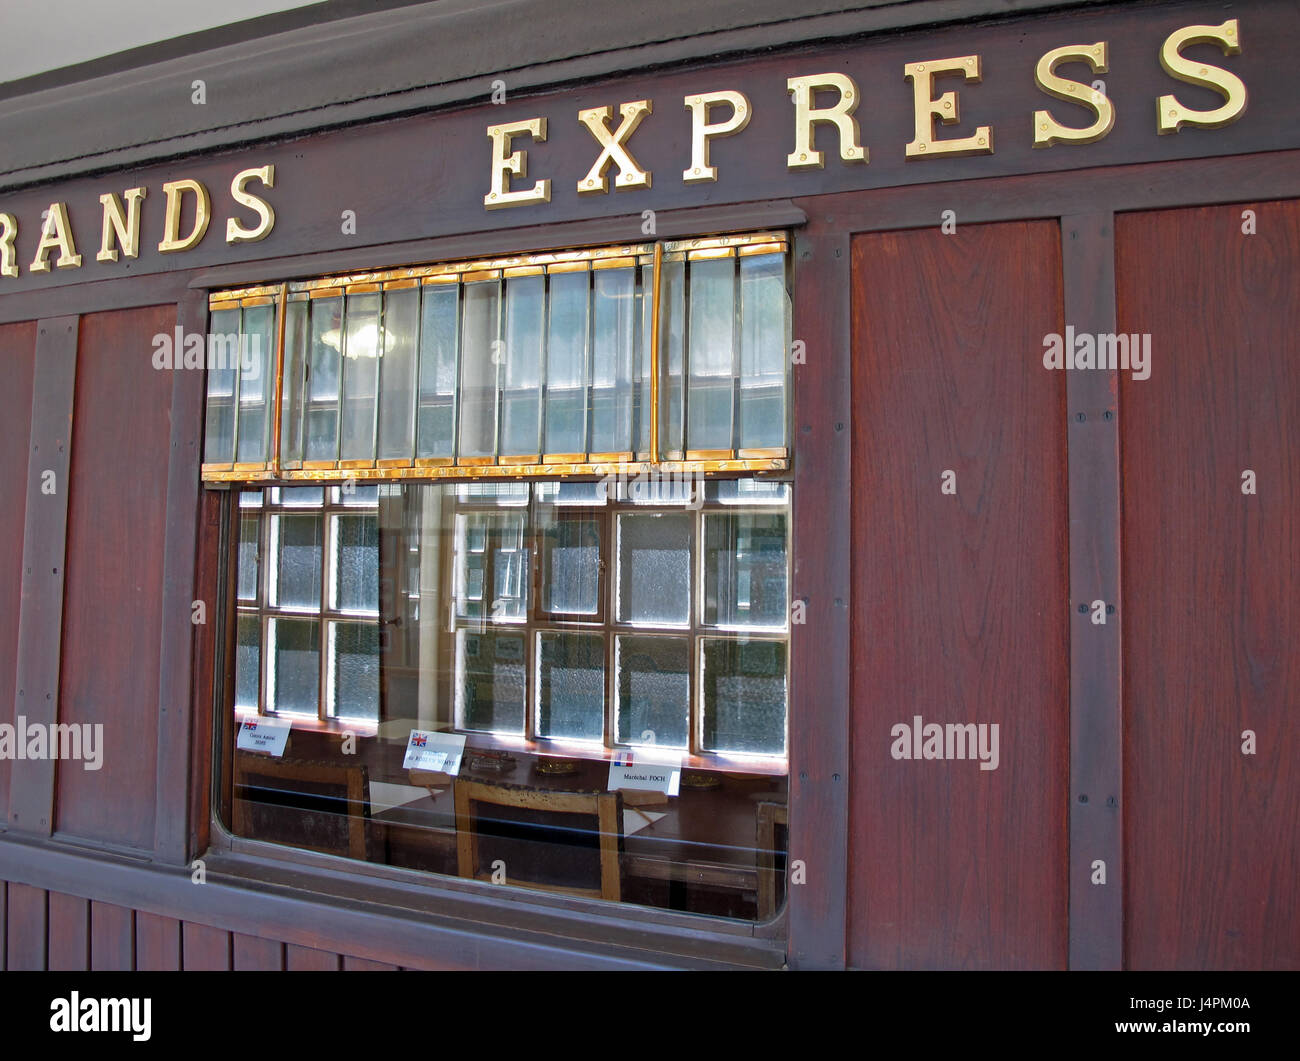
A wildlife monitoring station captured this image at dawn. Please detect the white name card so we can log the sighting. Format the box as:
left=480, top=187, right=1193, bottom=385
left=236, top=715, right=292, bottom=757
left=403, top=730, right=467, bottom=774
left=608, top=752, right=681, bottom=796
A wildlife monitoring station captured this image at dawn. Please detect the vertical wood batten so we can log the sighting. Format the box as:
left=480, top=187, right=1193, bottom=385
left=1061, top=212, right=1123, bottom=970
left=9, top=316, right=78, bottom=837
left=786, top=222, right=850, bottom=969
left=156, top=290, right=210, bottom=863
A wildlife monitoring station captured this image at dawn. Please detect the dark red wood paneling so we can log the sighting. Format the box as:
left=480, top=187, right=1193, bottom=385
left=182, top=921, right=231, bottom=970
left=1118, top=200, right=1300, bottom=971
left=0, top=320, right=36, bottom=824
left=47, top=890, right=89, bottom=970
left=135, top=911, right=181, bottom=971
left=286, top=943, right=342, bottom=970
left=90, top=900, right=134, bottom=969
left=55, top=304, right=175, bottom=849
left=343, top=955, right=399, bottom=971
left=848, top=221, right=1069, bottom=969
left=0, top=881, right=5, bottom=969
left=233, top=932, right=284, bottom=970
left=6, top=882, right=47, bottom=969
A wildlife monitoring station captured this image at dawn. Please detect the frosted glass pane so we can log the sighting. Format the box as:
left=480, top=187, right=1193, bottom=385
left=457, top=630, right=525, bottom=734
left=456, top=512, right=526, bottom=621
left=269, top=617, right=319, bottom=716
left=237, top=515, right=259, bottom=601
left=501, top=274, right=543, bottom=455
left=204, top=307, right=239, bottom=463
left=305, top=296, right=342, bottom=461
left=703, top=511, right=787, bottom=628
left=738, top=253, right=787, bottom=449
left=332, top=514, right=378, bottom=613
left=377, top=286, right=419, bottom=460
left=590, top=267, right=635, bottom=452
left=701, top=639, right=786, bottom=754
left=615, top=635, right=688, bottom=748
left=617, top=512, right=690, bottom=625
left=659, top=260, right=685, bottom=456
left=541, top=514, right=600, bottom=615
left=330, top=621, right=379, bottom=721
left=235, top=614, right=260, bottom=710
left=687, top=257, right=735, bottom=450
left=537, top=632, right=604, bottom=741
left=339, top=291, right=380, bottom=460
left=274, top=486, right=324, bottom=506
left=416, top=285, right=459, bottom=459
left=544, top=270, right=588, bottom=454
left=458, top=281, right=500, bottom=458
left=235, top=303, right=274, bottom=463
left=271, top=514, right=322, bottom=609
left=280, top=299, right=308, bottom=464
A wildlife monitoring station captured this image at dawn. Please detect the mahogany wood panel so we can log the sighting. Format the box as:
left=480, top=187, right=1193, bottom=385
left=0, top=320, right=36, bottom=824
left=1118, top=201, right=1300, bottom=970
left=286, top=943, right=342, bottom=970
left=233, top=932, right=284, bottom=970
left=1061, top=213, right=1123, bottom=970
left=136, top=911, right=182, bottom=970
left=91, top=900, right=135, bottom=970
left=787, top=223, right=851, bottom=968
left=183, top=921, right=231, bottom=970
left=848, top=221, right=1069, bottom=969
left=9, top=317, right=78, bottom=836
left=47, top=890, right=89, bottom=970
left=6, top=881, right=46, bottom=969
left=0, top=881, right=5, bottom=969
left=343, top=955, right=399, bottom=971
left=55, top=303, right=175, bottom=849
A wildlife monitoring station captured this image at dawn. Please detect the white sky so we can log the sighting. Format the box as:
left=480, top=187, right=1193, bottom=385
left=0, top=0, right=323, bottom=84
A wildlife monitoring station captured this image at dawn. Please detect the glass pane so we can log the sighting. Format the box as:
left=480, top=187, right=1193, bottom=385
left=237, top=514, right=259, bottom=601
left=335, top=483, right=379, bottom=506
left=280, top=298, right=309, bottom=464
left=270, top=513, right=322, bottom=609
left=458, top=281, right=500, bottom=459
left=273, top=486, right=324, bottom=506
left=738, top=253, right=787, bottom=450
left=416, top=284, right=459, bottom=459
left=687, top=256, right=735, bottom=451
left=455, top=512, right=526, bottom=621
left=305, top=296, right=342, bottom=461
left=268, top=617, right=320, bottom=717
left=539, top=512, right=600, bottom=616
left=659, top=259, right=685, bottom=457
left=700, top=638, right=786, bottom=754
left=617, top=511, right=690, bottom=625
left=615, top=635, right=688, bottom=748
left=501, top=273, right=543, bottom=455
left=536, top=631, right=604, bottom=741
left=329, top=621, right=379, bottom=721
left=235, top=614, right=260, bottom=710
left=377, top=286, right=420, bottom=461
left=332, top=513, right=379, bottom=614
left=544, top=270, right=588, bottom=454
left=703, top=511, right=787, bottom=628
left=235, top=303, right=274, bottom=463
left=238, top=489, right=263, bottom=508
left=339, top=291, right=380, bottom=460
left=203, top=306, right=239, bottom=463
left=704, top=479, right=790, bottom=505
left=634, top=264, right=653, bottom=455
left=457, top=630, right=525, bottom=734
left=590, top=267, right=635, bottom=453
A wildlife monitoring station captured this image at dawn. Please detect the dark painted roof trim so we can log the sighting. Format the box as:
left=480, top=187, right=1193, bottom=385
left=0, top=0, right=1116, bottom=193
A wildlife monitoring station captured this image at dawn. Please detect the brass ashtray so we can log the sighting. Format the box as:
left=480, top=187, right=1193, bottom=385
left=535, top=756, right=580, bottom=775
left=468, top=751, right=517, bottom=774
left=680, top=771, right=723, bottom=790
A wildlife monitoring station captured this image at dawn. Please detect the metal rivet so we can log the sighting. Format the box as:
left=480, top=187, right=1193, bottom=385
left=1077, top=604, right=1087, bottom=614
left=1076, top=412, right=1086, bottom=422
left=834, top=422, right=844, bottom=431
left=832, top=773, right=841, bottom=782
left=1107, top=796, right=1117, bottom=808
left=1106, top=604, right=1115, bottom=615
left=1079, top=794, right=1089, bottom=803
left=1103, top=410, right=1114, bottom=421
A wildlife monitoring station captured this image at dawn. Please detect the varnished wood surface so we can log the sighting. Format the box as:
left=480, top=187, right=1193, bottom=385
left=849, top=221, right=1069, bottom=969
left=55, top=304, right=175, bottom=849
left=0, top=320, right=35, bottom=825
left=1118, top=200, right=1300, bottom=970
left=135, top=911, right=182, bottom=971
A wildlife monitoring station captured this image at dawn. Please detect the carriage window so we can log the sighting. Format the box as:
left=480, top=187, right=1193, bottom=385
left=214, top=233, right=791, bottom=922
